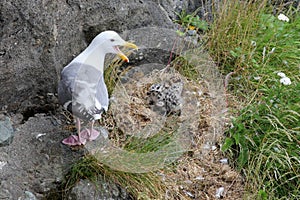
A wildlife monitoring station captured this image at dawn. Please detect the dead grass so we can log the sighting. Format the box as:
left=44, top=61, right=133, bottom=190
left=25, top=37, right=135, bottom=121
left=80, top=45, right=243, bottom=199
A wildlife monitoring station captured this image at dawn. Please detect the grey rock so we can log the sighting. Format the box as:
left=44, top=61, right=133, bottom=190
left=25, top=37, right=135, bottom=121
left=119, top=27, right=196, bottom=68
left=0, top=188, right=12, bottom=199
left=0, top=0, right=178, bottom=114
left=0, top=115, right=84, bottom=199
left=0, top=116, right=14, bottom=146
left=0, top=114, right=132, bottom=199
left=69, top=179, right=130, bottom=200
left=24, top=191, right=37, bottom=200
left=187, top=29, right=197, bottom=36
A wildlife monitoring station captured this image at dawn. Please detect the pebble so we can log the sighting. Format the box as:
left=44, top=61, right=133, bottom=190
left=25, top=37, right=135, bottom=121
left=24, top=191, right=37, bottom=200
left=211, top=145, right=217, bottom=151
left=36, top=133, right=46, bottom=139
left=223, top=171, right=238, bottom=182
left=220, top=158, right=228, bottom=164
left=0, top=116, right=15, bottom=146
left=183, top=190, right=194, bottom=198
left=195, top=176, right=204, bottom=181
left=0, top=161, right=7, bottom=170
left=215, top=187, right=224, bottom=198
left=187, top=30, right=197, bottom=36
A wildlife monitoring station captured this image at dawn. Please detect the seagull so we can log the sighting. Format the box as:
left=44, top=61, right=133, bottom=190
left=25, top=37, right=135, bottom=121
left=58, top=31, right=138, bottom=146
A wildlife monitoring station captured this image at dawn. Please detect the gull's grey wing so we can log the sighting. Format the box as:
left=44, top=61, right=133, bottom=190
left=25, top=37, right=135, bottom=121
left=58, top=62, right=109, bottom=121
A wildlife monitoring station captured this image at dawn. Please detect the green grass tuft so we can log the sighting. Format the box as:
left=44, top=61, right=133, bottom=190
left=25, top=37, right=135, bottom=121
left=62, top=156, right=166, bottom=199
left=210, top=0, right=300, bottom=199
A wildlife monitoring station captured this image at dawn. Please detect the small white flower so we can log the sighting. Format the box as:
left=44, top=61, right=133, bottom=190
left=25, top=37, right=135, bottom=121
left=280, top=77, right=291, bottom=85
left=251, top=40, right=256, bottom=47
left=278, top=14, right=289, bottom=22
left=277, top=72, right=286, bottom=78
left=253, top=76, right=261, bottom=80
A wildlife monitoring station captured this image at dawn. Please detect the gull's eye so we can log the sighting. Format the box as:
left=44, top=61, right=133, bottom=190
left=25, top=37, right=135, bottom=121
left=110, top=39, right=115, bottom=42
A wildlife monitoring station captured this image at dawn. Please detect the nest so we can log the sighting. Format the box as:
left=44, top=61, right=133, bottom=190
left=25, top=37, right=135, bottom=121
left=94, top=60, right=216, bottom=159
left=110, top=66, right=208, bottom=140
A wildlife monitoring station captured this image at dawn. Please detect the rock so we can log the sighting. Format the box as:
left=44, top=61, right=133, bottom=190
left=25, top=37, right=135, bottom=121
left=187, top=29, right=197, bottom=36
left=0, top=115, right=14, bottom=146
left=0, top=114, right=132, bottom=199
left=223, top=170, right=239, bottom=182
left=69, top=179, right=130, bottom=200
left=0, top=115, right=84, bottom=199
left=0, top=188, right=12, bottom=199
left=1, top=0, right=178, bottom=114
left=0, top=0, right=210, bottom=115
left=24, top=191, right=37, bottom=200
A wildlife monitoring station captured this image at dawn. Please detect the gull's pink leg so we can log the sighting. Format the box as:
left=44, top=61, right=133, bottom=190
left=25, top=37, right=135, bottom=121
left=80, top=120, right=100, bottom=141
left=89, top=120, right=100, bottom=140
left=62, top=117, right=87, bottom=146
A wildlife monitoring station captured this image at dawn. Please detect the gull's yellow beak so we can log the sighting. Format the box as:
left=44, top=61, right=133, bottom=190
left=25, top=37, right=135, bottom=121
left=117, top=42, right=138, bottom=63
left=123, top=42, right=138, bottom=50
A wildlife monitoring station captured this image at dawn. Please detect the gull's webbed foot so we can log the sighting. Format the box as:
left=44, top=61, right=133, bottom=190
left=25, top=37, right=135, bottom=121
left=80, top=128, right=100, bottom=141
left=62, top=135, right=87, bottom=146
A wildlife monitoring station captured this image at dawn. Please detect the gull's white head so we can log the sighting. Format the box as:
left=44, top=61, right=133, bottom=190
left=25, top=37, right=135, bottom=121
left=91, top=31, right=138, bottom=62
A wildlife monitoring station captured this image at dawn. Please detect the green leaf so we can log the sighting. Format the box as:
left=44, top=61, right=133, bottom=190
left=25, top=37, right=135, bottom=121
left=258, top=190, right=268, bottom=200
left=230, top=50, right=238, bottom=58
left=237, top=147, right=248, bottom=169
left=221, top=137, right=234, bottom=151
left=176, top=30, right=185, bottom=37
left=233, top=133, right=240, bottom=144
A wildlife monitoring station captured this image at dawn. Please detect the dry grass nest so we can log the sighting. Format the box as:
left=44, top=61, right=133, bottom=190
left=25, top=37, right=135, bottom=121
left=94, top=59, right=245, bottom=199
